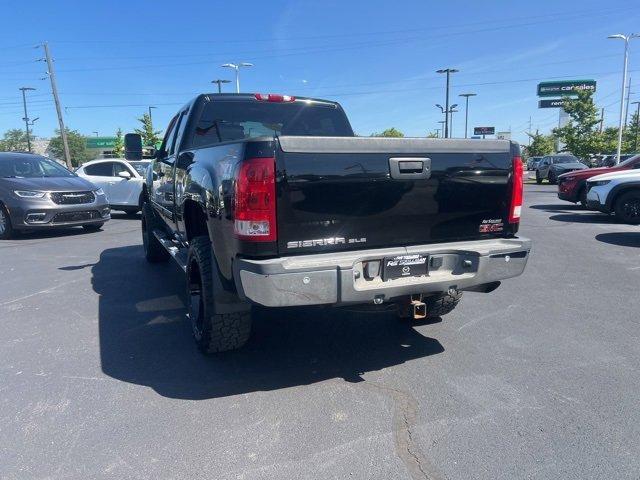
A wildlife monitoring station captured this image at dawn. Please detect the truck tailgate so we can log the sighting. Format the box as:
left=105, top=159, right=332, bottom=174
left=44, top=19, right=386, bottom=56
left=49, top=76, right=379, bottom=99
left=276, top=136, right=517, bottom=255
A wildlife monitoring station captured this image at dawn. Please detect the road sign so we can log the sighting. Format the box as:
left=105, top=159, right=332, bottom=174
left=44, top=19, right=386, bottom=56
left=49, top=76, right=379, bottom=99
left=86, top=137, right=116, bottom=149
left=474, top=127, right=495, bottom=135
left=537, top=80, right=596, bottom=97
left=538, top=99, right=565, bottom=108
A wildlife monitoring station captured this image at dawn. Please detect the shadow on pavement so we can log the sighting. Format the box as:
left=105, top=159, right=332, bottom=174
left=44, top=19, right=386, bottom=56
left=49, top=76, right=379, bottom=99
left=548, top=213, right=618, bottom=224
left=93, top=245, right=444, bottom=400
left=109, top=212, right=141, bottom=220
left=10, top=226, right=94, bottom=241
left=530, top=204, right=583, bottom=212
left=595, top=232, right=640, bottom=248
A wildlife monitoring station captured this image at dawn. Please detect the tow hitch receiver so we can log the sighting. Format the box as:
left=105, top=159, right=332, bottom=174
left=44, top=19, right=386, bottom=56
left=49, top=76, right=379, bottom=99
left=399, top=294, right=427, bottom=320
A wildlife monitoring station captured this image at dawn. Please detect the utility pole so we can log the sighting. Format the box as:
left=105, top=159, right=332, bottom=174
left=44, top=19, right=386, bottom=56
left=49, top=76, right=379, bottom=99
left=436, top=68, right=458, bottom=138
left=459, top=93, right=476, bottom=139
left=42, top=42, right=72, bottom=169
left=435, top=128, right=441, bottom=138
left=19, top=87, right=36, bottom=152
left=599, top=108, right=605, bottom=133
left=632, top=100, right=640, bottom=151
left=624, top=78, right=632, bottom=126
left=211, top=79, right=231, bottom=93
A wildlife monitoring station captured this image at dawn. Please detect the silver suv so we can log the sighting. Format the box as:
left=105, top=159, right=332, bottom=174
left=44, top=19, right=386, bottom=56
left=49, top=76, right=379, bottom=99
left=0, top=152, right=110, bottom=239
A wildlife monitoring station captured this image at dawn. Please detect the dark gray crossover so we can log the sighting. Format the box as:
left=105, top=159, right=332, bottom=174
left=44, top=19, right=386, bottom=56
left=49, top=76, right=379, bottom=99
left=0, top=152, right=110, bottom=239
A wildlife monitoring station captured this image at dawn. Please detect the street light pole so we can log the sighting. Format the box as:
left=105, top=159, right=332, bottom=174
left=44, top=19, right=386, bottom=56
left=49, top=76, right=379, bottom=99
left=608, top=33, right=639, bottom=164
left=437, top=68, right=458, bottom=138
left=632, top=100, right=640, bottom=152
left=459, top=93, right=477, bottom=139
left=148, top=105, right=157, bottom=129
left=19, top=87, right=36, bottom=152
left=211, top=79, right=231, bottom=93
left=221, top=63, right=253, bottom=93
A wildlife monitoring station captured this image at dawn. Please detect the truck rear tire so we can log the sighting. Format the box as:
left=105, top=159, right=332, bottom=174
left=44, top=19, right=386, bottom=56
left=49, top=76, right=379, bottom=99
left=187, top=236, right=251, bottom=353
left=424, top=290, right=463, bottom=318
left=142, top=204, right=170, bottom=263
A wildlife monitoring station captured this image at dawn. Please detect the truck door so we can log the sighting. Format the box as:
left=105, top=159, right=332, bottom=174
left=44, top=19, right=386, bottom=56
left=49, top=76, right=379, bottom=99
left=152, top=114, right=180, bottom=233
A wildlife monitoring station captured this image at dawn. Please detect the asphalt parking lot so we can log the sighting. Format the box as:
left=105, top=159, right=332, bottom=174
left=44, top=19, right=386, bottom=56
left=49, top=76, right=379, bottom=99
left=1, top=184, right=639, bottom=480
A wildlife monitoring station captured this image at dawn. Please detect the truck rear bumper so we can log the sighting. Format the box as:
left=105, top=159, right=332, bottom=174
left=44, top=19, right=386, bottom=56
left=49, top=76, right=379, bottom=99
left=233, top=237, right=531, bottom=307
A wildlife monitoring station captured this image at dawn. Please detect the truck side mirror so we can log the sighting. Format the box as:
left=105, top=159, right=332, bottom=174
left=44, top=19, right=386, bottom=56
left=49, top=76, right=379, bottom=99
left=176, top=151, right=195, bottom=170
left=124, top=133, right=143, bottom=161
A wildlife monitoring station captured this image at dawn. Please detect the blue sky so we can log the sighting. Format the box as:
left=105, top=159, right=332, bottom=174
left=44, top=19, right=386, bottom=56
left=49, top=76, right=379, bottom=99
left=0, top=0, right=638, bottom=145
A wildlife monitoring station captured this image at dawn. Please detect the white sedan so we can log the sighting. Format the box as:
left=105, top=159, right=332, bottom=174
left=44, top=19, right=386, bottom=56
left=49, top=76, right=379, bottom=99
left=76, top=159, right=151, bottom=215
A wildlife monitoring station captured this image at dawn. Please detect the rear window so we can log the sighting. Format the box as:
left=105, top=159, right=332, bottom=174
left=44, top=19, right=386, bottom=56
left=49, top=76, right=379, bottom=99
left=191, top=99, right=353, bottom=148
left=551, top=156, right=578, bottom=164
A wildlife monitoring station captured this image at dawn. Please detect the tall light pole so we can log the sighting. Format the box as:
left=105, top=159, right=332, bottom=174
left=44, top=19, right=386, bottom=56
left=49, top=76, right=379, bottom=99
left=449, top=107, right=459, bottom=138
left=608, top=33, right=639, bottom=164
left=436, top=68, right=458, bottom=138
left=19, top=87, right=36, bottom=152
left=211, top=79, right=231, bottom=93
left=459, top=93, right=477, bottom=139
left=632, top=100, right=640, bottom=152
left=221, top=63, right=253, bottom=93
left=92, top=131, right=99, bottom=137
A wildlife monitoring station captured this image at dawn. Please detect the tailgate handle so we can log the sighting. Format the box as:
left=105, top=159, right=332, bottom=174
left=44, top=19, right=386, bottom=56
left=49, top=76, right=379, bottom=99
left=389, top=157, right=431, bottom=180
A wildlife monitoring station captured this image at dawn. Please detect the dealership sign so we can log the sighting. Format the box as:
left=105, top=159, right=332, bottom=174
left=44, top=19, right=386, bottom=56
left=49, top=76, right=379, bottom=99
left=473, top=126, right=495, bottom=135
left=537, top=80, right=596, bottom=97
left=538, top=99, right=565, bottom=108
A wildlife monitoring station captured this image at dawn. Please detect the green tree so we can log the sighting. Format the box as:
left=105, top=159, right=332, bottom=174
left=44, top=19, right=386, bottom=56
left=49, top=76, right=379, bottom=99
left=48, top=128, right=94, bottom=167
left=0, top=129, right=29, bottom=151
left=426, top=131, right=439, bottom=138
left=113, top=128, right=124, bottom=157
left=371, top=127, right=404, bottom=138
left=134, top=113, right=162, bottom=146
left=552, top=90, right=603, bottom=160
left=524, top=130, right=555, bottom=157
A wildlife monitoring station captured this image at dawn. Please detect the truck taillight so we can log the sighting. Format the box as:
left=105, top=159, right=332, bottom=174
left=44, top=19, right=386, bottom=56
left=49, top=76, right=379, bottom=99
left=234, top=157, right=277, bottom=242
left=254, top=93, right=295, bottom=102
left=509, top=156, right=524, bottom=224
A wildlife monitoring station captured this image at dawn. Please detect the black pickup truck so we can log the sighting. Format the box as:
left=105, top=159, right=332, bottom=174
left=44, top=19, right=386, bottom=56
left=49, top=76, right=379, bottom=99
left=124, top=93, right=531, bottom=353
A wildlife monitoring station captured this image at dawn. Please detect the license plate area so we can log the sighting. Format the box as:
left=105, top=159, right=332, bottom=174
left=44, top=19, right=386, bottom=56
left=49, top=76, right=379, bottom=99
left=382, top=254, right=428, bottom=281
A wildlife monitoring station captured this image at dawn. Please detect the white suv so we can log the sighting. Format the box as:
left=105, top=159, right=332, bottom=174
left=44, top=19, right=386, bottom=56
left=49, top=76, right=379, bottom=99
left=586, top=169, right=640, bottom=224
left=76, top=159, right=151, bottom=215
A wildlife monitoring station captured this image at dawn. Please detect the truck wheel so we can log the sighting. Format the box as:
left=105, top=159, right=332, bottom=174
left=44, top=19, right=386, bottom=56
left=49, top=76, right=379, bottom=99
left=142, top=204, right=170, bottom=263
left=535, top=172, right=542, bottom=185
left=424, top=290, right=463, bottom=318
left=187, top=236, right=251, bottom=353
left=0, top=204, right=14, bottom=240
left=614, top=191, right=640, bottom=225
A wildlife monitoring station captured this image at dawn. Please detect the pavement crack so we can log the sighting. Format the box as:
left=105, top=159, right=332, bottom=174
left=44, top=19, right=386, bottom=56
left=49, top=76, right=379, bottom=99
left=357, top=381, right=442, bottom=480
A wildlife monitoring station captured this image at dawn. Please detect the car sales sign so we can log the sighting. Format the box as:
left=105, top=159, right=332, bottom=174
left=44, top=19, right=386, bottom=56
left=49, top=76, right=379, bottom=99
left=537, top=80, right=596, bottom=97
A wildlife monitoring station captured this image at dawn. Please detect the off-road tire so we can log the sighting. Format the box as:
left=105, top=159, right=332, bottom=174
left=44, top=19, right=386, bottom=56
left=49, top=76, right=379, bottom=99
left=82, top=223, right=104, bottom=231
left=187, top=236, right=251, bottom=353
left=424, top=290, right=463, bottom=318
left=536, top=172, right=543, bottom=185
left=141, top=204, right=170, bottom=262
left=614, top=191, right=640, bottom=225
left=0, top=204, right=14, bottom=240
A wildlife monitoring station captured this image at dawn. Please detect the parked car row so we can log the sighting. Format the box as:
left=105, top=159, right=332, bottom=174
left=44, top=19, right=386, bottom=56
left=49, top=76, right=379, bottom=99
left=535, top=154, right=587, bottom=185
left=556, top=154, right=640, bottom=224
left=0, top=152, right=150, bottom=239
